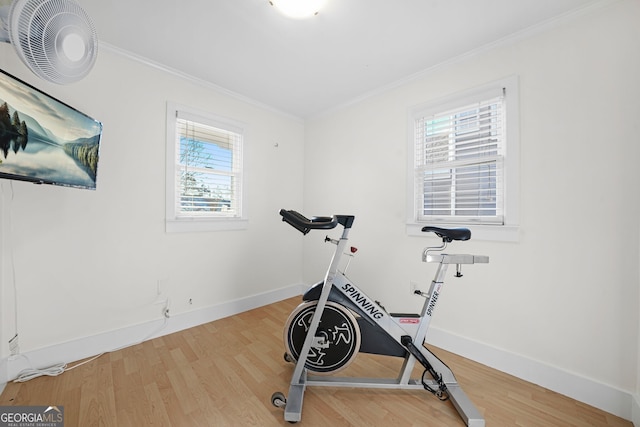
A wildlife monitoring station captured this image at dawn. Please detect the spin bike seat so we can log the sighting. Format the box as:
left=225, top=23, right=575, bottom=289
left=421, top=226, right=471, bottom=242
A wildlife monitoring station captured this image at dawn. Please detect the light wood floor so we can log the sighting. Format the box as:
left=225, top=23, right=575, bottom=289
left=0, top=297, right=632, bottom=426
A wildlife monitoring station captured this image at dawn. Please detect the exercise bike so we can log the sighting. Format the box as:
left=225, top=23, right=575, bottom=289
left=271, top=209, right=488, bottom=426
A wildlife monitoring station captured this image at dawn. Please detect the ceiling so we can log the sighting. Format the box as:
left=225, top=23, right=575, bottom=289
left=79, top=0, right=600, bottom=118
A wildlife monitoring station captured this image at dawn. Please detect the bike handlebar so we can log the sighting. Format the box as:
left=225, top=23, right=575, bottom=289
left=279, top=209, right=338, bottom=235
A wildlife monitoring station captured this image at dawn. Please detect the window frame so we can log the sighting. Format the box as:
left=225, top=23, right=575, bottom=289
left=166, top=102, right=248, bottom=233
left=406, top=76, right=520, bottom=241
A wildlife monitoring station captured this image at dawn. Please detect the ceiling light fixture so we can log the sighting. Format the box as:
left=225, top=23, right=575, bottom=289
left=269, top=0, right=327, bottom=19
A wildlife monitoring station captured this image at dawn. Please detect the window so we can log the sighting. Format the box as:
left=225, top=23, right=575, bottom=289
left=166, top=103, right=247, bottom=232
left=407, top=77, right=519, bottom=240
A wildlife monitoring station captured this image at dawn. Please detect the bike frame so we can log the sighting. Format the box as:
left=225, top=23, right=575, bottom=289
left=282, top=216, right=487, bottom=427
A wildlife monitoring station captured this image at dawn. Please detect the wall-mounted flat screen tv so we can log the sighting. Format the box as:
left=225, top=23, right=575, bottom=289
left=0, top=69, right=103, bottom=190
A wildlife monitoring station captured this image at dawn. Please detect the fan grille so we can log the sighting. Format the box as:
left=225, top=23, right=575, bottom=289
left=9, top=0, right=98, bottom=84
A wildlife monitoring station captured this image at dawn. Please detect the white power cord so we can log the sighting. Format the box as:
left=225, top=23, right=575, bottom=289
left=12, top=361, right=67, bottom=382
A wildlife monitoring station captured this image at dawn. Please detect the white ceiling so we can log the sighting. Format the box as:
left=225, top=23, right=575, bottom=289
left=80, top=0, right=600, bottom=118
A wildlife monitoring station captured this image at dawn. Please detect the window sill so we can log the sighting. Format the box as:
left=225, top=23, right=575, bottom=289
left=166, top=217, right=248, bottom=233
left=406, top=222, right=519, bottom=243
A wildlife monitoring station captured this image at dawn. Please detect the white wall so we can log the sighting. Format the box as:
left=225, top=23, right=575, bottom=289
left=0, top=44, right=306, bottom=365
left=1, top=0, right=639, bottom=421
left=303, top=0, right=639, bottom=419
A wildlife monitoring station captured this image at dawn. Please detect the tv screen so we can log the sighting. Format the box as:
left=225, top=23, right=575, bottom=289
left=0, top=69, right=103, bottom=190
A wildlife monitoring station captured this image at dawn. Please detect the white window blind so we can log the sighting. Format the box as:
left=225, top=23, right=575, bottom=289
left=174, top=114, right=243, bottom=218
left=413, top=91, right=505, bottom=224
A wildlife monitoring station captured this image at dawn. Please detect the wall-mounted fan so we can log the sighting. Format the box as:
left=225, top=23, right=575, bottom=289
left=0, top=0, right=97, bottom=84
